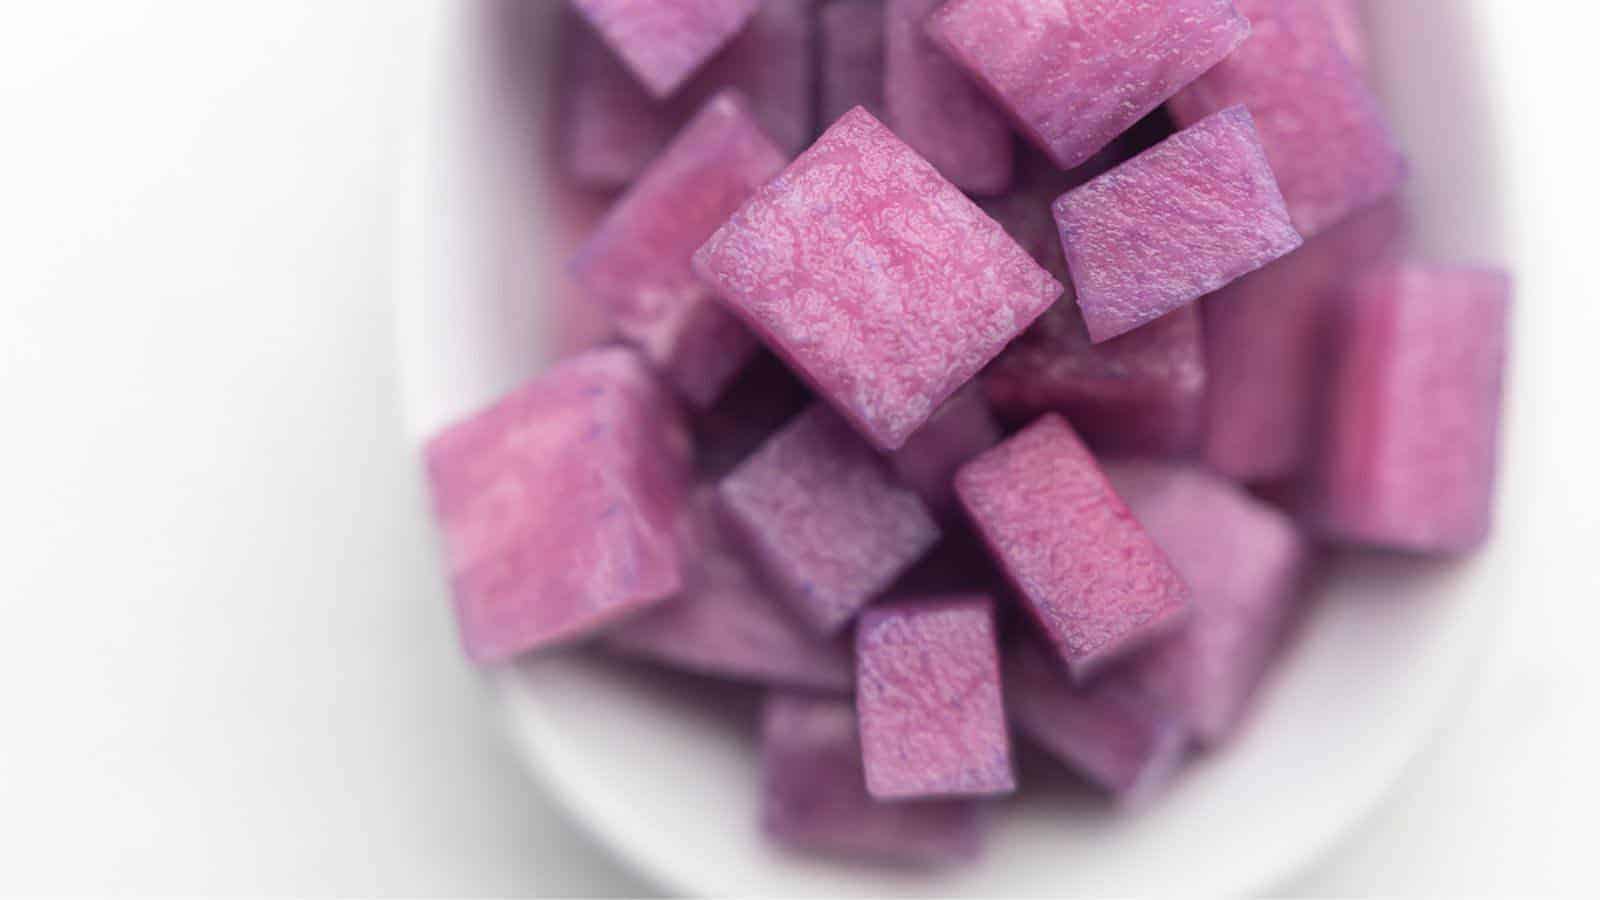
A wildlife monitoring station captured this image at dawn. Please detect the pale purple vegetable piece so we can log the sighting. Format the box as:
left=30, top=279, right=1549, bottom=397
left=605, top=488, right=853, bottom=690
left=695, top=107, right=1062, bottom=451
left=1168, top=0, right=1405, bottom=237
left=1053, top=105, right=1302, bottom=343
left=1312, top=265, right=1511, bottom=553
left=1321, top=0, right=1369, bottom=72
left=1006, top=637, right=1187, bottom=800
left=820, top=0, right=887, bottom=125
left=761, top=693, right=983, bottom=865
left=956, top=414, right=1191, bottom=680
left=1104, top=461, right=1310, bottom=744
left=926, top=0, right=1250, bottom=171
left=560, top=10, right=677, bottom=189
left=886, top=0, right=1013, bottom=194
left=571, top=0, right=762, bottom=98
left=571, top=91, right=786, bottom=407
left=424, top=348, right=691, bottom=662
left=719, top=405, right=941, bottom=633
left=889, top=383, right=1002, bottom=516
left=856, top=598, right=1015, bottom=799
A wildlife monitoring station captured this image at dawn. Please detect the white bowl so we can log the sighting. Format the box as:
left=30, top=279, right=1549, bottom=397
left=393, top=1, right=1521, bottom=894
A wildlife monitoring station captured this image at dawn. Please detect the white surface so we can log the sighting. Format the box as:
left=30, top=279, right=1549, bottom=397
left=0, top=0, right=1597, bottom=896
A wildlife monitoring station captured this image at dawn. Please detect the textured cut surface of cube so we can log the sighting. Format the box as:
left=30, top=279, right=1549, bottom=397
left=820, top=0, right=887, bottom=124
left=1169, top=0, right=1405, bottom=237
left=928, top=0, right=1250, bottom=170
left=719, top=406, right=941, bottom=633
left=1314, top=265, right=1511, bottom=553
left=890, top=383, right=1002, bottom=515
left=856, top=598, right=1015, bottom=799
left=572, top=0, right=762, bottom=97
left=695, top=107, right=1062, bottom=450
left=424, top=348, right=691, bottom=662
left=956, top=415, right=1190, bottom=679
left=1053, top=106, right=1302, bottom=342
left=571, top=92, right=786, bottom=407
left=1105, top=461, right=1309, bottom=744
left=761, top=694, right=982, bottom=864
left=1006, top=638, right=1187, bottom=799
left=886, top=0, right=1013, bottom=194
left=606, top=489, right=853, bottom=690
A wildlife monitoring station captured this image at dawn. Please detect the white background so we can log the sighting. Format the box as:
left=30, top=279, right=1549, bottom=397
left=0, top=1, right=1596, bottom=895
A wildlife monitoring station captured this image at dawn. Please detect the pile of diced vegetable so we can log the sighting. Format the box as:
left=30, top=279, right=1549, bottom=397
left=425, top=0, right=1511, bottom=866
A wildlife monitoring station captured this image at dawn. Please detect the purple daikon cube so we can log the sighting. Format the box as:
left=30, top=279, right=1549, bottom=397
left=1104, top=461, right=1310, bottom=744
left=719, top=405, right=941, bottom=633
left=856, top=598, right=1015, bottom=799
left=886, top=0, right=1013, bottom=194
left=571, top=91, right=787, bottom=407
left=424, top=348, right=692, bottom=663
left=1313, top=265, right=1511, bottom=553
left=1054, top=106, right=1302, bottom=343
left=927, top=0, right=1250, bottom=171
left=955, top=414, right=1190, bottom=680
left=1006, top=638, right=1187, bottom=800
left=889, top=383, right=1002, bottom=516
left=606, top=489, right=853, bottom=690
left=571, top=0, right=762, bottom=98
left=695, top=107, right=1062, bottom=451
left=761, top=693, right=983, bottom=865
left=820, top=0, right=887, bottom=125
left=1169, top=0, right=1405, bottom=237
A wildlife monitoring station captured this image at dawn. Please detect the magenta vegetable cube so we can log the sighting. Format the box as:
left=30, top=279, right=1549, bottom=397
left=719, top=405, right=941, bottom=633
left=606, top=489, right=853, bottom=690
left=695, top=107, right=1062, bottom=451
left=1169, top=0, right=1405, bottom=237
left=889, top=383, right=1002, bottom=516
left=1054, top=106, right=1302, bottom=343
left=956, top=414, right=1191, bottom=680
left=571, top=91, right=786, bottom=407
left=571, top=0, right=762, bottom=98
left=1313, top=265, right=1511, bottom=553
left=761, top=693, right=982, bottom=865
left=886, top=0, right=1013, bottom=194
left=927, top=0, right=1249, bottom=171
left=820, top=0, right=887, bottom=125
left=424, top=348, right=691, bottom=662
left=856, top=598, right=1015, bottom=799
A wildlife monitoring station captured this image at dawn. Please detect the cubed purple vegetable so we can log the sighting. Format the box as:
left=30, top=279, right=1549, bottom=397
left=956, top=414, right=1191, bottom=680
left=424, top=348, right=691, bottom=662
left=927, top=0, right=1249, bottom=171
left=571, top=91, right=786, bottom=407
left=889, top=383, right=1002, bottom=516
left=571, top=0, right=762, bottom=98
left=885, top=0, right=1013, bottom=194
left=719, top=405, right=941, bottom=633
left=695, top=107, right=1062, bottom=451
left=820, top=0, right=887, bottom=125
left=1053, top=105, right=1302, bottom=343
left=606, top=488, right=853, bottom=690
left=1312, top=265, right=1511, bottom=553
left=856, top=598, right=1015, bottom=799
left=761, top=693, right=983, bottom=865
left=1168, top=0, right=1405, bottom=237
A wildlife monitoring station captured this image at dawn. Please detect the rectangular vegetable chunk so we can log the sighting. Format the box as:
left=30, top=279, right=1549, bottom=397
left=955, top=414, right=1191, bottom=680
left=1168, top=0, right=1405, bottom=237
left=571, top=91, right=786, bottom=407
left=928, top=0, right=1250, bottom=171
left=820, top=0, right=887, bottom=125
left=719, top=405, right=941, bottom=633
left=1104, top=461, right=1310, bottom=744
left=761, top=693, right=982, bottom=865
left=886, top=0, right=1013, bottom=194
left=1313, top=265, right=1511, bottom=553
left=572, top=0, right=762, bottom=98
left=889, top=383, right=1002, bottom=516
left=856, top=598, right=1015, bottom=799
left=695, top=107, right=1062, bottom=450
left=1053, top=105, right=1302, bottom=342
left=605, top=488, right=853, bottom=691
left=424, top=348, right=691, bottom=662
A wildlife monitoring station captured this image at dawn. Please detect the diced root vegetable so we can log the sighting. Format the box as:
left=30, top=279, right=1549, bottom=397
left=856, top=598, right=1015, bottom=799
left=889, top=383, right=1002, bottom=516
left=571, top=0, right=763, bottom=98
left=819, top=0, right=887, bottom=126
